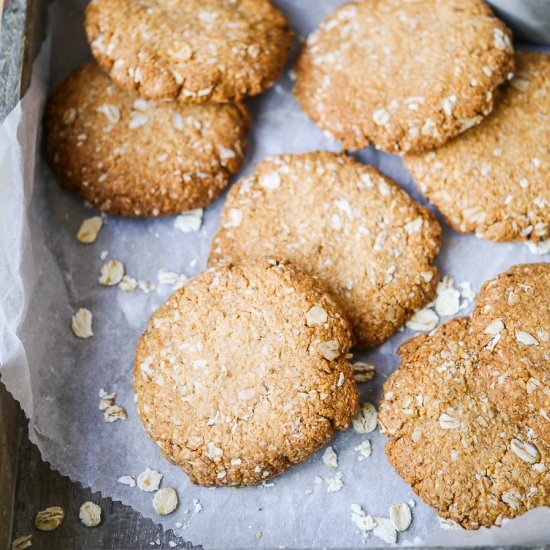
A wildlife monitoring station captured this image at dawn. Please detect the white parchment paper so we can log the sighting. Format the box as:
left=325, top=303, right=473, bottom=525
left=1, top=0, right=549, bottom=547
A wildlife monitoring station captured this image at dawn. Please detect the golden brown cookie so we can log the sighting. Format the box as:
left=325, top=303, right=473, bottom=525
left=134, top=259, right=358, bottom=487
left=406, top=52, right=550, bottom=243
left=294, top=0, right=514, bottom=153
left=472, top=263, right=550, bottom=445
left=85, top=0, right=294, bottom=103
left=45, top=63, right=248, bottom=216
left=209, top=152, right=441, bottom=349
left=379, top=317, right=549, bottom=530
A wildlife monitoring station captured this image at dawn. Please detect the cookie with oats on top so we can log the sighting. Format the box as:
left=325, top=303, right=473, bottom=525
left=379, top=317, right=549, bottom=530
left=209, top=151, right=441, bottom=349
left=45, top=63, right=248, bottom=216
left=405, top=52, right=550, bottom=245
left=134, top=259, right=358, bottom=487
left=85, top=0, right=294, bottom=103
left=295, top=0, right=514, bottom=153
left=472, top=263, right=550, bottom=446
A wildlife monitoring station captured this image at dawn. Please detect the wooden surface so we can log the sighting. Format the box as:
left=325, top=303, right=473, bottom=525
left=1, top=382, right=192, bottom=550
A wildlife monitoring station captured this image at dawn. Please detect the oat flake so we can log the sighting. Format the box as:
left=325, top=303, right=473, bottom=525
left=35, top=506, right=64, bottom=531
left=306, top=305, right=328, bottom=326
left=71, top=308, right=93, bottom=339
left=79, top=502, right=102, bottom=527
left=137, top=468, right=163, bottom=492
left=352, top=361, right=375, bottom=383
left=406, top=308, right=439, bottom=332
left=99, top=259, right=124, bottom=286
left=352, top=402, right=377, bottom=433
left=174, top=209, right=203, bottom=233
left=373, top=517, right=397, bottom=544
left=11, top=535, right=32, bottom=550
left=153, top=488, right=179, bottom=515
left=389, top=502, right=412, bottom=532
left=77, top=216, right=103, bottom=243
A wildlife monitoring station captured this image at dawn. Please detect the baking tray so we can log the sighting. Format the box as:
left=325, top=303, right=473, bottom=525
left=0, top=1, right=548, bottom=548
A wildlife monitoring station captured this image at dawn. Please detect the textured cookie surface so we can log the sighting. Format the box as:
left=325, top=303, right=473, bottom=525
left=134, top=259, right=358, bottom=487
left=45, top=64, right=248, bottom=216
left=85, top=0, right=293, bottom=103
left=379, top=317, right=549, bottom=530
left=406, top=52, right=550, bottom=243
left=472, top=263, right=550, bottom=445
left=294, top=0, right=514, bottom=153
left=209, top=152, right=441, bottom=348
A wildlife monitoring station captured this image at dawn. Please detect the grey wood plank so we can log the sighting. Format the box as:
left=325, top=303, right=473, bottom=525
left=0, top=382, right=20, bottom=550
left=5, top=385, right=193, bottom=550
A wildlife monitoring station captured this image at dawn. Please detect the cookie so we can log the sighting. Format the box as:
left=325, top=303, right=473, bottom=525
left=379, top=317, right=549, bottom=530
left=294, top=0, right=514, bottom=153
left=133, top=259, right=358, bottom=487
left=85, top=0, right=294, bottom=104
left=209, top=152, right=441, bottom=348
left=406, top=52, right=550, bottom=243
left=45, top=63, right=248, bottom=216
left=472, top=263, right=550, bottom=445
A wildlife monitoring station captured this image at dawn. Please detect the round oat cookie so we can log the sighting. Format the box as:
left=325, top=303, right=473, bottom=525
left=45, top=63, right=248, bottom=216
left=294, top=0, right=514, bottom=154
left=133, top=259, right=358, bottom=487
left=405, top=52, right=550, bottom=243
left=472, top=263, right=550, bottom=445
left=85, top=0, right=294, bottom=104
left=209, top=152, right=441, bottom=349
left=379, top=317, right=549, bottom=530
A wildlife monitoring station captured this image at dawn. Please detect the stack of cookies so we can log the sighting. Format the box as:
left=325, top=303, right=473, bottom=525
left=379, top=263, right=549, bottom=529
left=45, top=0, right=294, bottom=215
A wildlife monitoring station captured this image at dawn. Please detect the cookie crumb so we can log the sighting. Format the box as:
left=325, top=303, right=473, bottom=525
left=138, top=280, right=156, bottom=293
left=99, top=389, right=117, bottom=410
left=322, top=446, right=338, bottom=469
left=438, top=517, right=461, bottom=530
left=158, top=269, right=188, bottom=291
left=104, top=405, right=127, bottom=422
left=354, top=440, right=372, bottom=460
left=119, top=275, right=138, bottom=292
left=326, top=471, right=344, bottom=493
left=525, top=239, right=550, bottom=256
left=118, top=475, right=136, bottom=487
left=350, top=504, right=376, bottom=534
left=193, top=499, right=202, bottom=513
